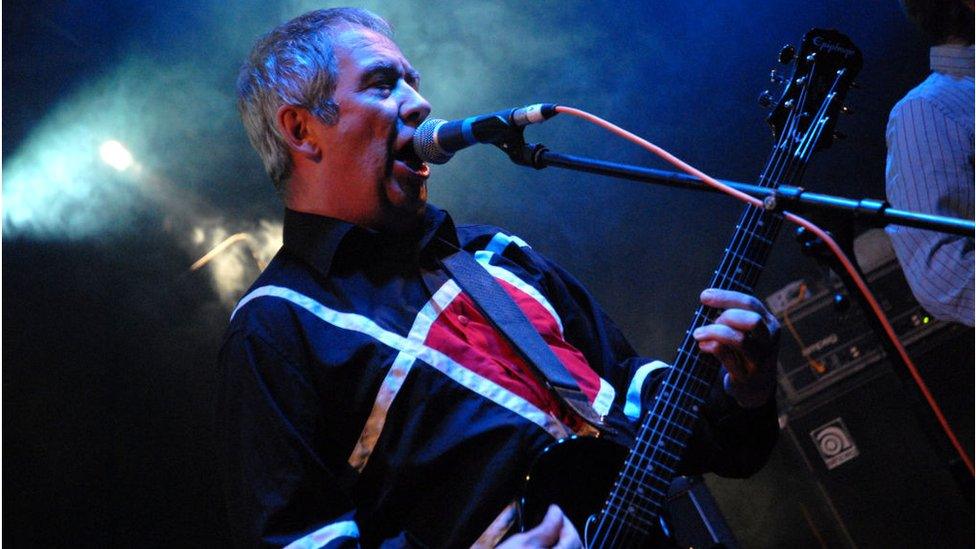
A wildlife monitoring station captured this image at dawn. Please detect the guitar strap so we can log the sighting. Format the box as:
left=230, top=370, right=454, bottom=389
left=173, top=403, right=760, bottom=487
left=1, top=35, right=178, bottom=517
left=439, top=244, right=605, bottom=431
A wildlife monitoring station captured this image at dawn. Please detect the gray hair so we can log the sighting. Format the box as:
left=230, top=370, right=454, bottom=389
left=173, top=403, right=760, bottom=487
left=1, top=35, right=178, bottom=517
left=237, top=8, right=393, bottom=193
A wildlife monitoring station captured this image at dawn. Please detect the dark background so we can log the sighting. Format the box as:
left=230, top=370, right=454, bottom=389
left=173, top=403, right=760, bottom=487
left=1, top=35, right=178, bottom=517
left=3, top=0, right=968, bottom=546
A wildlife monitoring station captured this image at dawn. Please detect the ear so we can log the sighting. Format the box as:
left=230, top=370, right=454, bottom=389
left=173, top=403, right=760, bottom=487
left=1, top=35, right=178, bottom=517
left=276, top=104, right=321, bottom=161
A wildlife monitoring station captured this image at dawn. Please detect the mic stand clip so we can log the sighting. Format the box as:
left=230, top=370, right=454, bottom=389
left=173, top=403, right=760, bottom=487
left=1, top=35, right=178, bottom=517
left=493, top=129, right=549, bottom=170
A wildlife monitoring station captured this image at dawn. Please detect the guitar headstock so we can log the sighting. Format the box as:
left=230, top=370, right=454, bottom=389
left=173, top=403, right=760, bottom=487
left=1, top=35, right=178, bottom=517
left=764, top=29, right=862, bottom=157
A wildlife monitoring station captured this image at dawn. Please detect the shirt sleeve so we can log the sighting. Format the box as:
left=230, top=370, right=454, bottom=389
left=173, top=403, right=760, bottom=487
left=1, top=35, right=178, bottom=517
left=513, top=244, right=778, bottom=479
left=217, top=328, right=403, bottom=548
left=885, top=95, right=975, bottom=327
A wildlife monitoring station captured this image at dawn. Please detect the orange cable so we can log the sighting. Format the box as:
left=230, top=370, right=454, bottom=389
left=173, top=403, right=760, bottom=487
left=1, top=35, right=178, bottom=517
left=190, top=232, right=252, bottom=271
left=553, top=105, right=974, bottom=475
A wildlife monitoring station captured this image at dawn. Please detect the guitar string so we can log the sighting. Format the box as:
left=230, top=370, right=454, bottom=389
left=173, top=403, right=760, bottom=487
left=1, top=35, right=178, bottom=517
left=587, top=64, right=902, bottom=546
left=596, top=129, right=790, bottom=549
left=596, top=104, right=799, bottom=547
left=594, top=59, right=823, bottom=548
left=588, top=53, right=832, bottom=546
left=612, top=147, right=788, bottom=548
left=612, top=60, right=833, bottom=547
left=613, top=56, right=822, bottom=486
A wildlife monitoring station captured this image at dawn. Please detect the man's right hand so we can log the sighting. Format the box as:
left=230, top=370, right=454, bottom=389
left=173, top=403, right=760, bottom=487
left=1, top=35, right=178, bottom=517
left=496, top=505, right=581, bottom=548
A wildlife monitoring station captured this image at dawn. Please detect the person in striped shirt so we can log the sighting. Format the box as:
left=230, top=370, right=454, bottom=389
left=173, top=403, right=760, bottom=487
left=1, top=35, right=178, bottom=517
left=886, top=0, right=975, bottom=326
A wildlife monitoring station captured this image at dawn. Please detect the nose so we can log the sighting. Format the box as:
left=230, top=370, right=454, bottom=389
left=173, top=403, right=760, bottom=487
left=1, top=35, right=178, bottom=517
left=398, top=83, right=431, bottom=128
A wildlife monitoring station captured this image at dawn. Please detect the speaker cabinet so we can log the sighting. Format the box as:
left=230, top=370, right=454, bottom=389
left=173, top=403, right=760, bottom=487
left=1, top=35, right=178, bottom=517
left=782, top=332, right=973, bottom=547
left=709, top=323, right=973, bottom=548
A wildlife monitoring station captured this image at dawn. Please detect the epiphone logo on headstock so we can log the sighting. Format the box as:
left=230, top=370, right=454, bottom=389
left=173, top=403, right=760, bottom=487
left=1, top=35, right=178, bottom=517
left=812, top=36, right=856, bottom=58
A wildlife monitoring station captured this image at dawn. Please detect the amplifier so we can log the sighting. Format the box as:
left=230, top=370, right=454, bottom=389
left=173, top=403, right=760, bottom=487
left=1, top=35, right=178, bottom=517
left=707, top=322, right=974, bottom=547
left=778, top=324, right=974, bottom=547
left=767, top=258, right=945, bottom=404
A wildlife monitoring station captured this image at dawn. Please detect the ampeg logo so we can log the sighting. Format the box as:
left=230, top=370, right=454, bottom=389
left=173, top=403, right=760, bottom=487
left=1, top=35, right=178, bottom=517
left=810, top=417, right=859, bottom=469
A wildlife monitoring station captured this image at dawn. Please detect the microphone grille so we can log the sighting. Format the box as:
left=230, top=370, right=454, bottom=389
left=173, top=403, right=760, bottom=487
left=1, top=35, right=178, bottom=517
left=413, top=118, right=453, bottom=165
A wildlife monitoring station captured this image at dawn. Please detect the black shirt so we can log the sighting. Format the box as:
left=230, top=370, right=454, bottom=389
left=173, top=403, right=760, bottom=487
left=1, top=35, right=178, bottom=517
left=217, top=205, right=777, bottom=547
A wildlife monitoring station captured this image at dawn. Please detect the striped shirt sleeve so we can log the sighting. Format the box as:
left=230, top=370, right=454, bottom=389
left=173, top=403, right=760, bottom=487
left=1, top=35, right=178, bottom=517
left=885, top=95, right=975, bottom=327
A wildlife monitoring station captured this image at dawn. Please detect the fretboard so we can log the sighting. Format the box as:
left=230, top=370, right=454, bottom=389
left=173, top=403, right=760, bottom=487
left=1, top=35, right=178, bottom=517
left=585, top=28, right=860, bottom=547
left=590, top=167, right=789, bottom=546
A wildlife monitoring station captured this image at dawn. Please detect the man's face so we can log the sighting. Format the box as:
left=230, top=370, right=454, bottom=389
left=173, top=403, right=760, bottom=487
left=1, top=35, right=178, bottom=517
left=310, top=26, right=431, bottom=232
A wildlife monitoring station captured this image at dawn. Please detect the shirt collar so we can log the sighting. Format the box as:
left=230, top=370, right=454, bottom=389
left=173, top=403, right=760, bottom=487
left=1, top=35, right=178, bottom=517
left=930, top=45, right=974, bottom=77
left=282, top=204, right=458, bottom=278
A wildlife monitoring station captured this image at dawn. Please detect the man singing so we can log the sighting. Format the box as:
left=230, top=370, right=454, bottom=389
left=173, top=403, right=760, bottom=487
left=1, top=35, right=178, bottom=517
left=219, top=8, right=779, bottom=547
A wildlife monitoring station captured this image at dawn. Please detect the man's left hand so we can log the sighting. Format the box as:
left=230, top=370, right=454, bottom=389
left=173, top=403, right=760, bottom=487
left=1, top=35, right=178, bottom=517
left=692, top=288, right=780, bottom=408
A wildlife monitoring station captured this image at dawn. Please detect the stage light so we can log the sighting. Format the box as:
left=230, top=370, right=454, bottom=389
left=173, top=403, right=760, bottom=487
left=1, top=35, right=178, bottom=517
left=100, top=140, right=134, bottom=171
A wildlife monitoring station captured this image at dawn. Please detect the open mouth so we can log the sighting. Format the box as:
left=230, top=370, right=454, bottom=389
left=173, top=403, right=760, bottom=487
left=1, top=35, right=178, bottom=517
left=394, top=143, right=429, bottom=177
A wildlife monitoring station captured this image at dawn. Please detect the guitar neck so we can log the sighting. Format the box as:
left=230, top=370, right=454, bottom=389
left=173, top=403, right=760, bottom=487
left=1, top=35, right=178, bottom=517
left=595, top=201, right=785, bottom=539
left=587, top=28, right=861, bottom=546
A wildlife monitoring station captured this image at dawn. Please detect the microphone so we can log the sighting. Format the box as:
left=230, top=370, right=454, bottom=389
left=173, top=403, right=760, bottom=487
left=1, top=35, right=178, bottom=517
left=411, top=103, right=558, bottom=164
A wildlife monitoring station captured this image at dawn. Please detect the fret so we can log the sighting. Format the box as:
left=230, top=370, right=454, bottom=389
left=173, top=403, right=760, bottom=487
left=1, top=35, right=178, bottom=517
left=663, top=369, right=715, bottom=400
left=666, top=372, right=711, bottom=394
left=646, top=399, right=699, bottom=424
left=671, top=346, right=715, bottom=374
left=732, top=224, right=774, bottom=246
left=709, top=271, right=753, bottom=292
left=692, top=302, right=724, bottom=323
left=652, top=429, right=691, bottom=449
left=604, top=489, right=663, bottom=518
left=629, top=434, right=687, bottom=463
left=590, top=520, right=652, bottom=549
left=666, top=350, right=712, bottom=372
left=654, top=429, right=687, bottom=451
left=649, top=418, right=693, bottom=436
left=728, top=233, right=773, bottom=253
left=673, top=346, right=700, bottom=361
left=721, top=248, right=764, bottom=271
left=641, top=468, right=677, bottom=486
left=601, top=500, right=659, bottom=529
left=737, top=234, right=778, bottom=266
left=592, top=518, right=653, bottom=545
left=593, top=519, right=652, bottom=542
left=609, top=480, right=667, bottom=503
left=653, top=396, right=705, bottom=420
left=671, top=347, right=697, bottom=368
left=638, top=419, right=696, bottom=443
left=735, top=219, right=779, bottom=239
left=621, top=457, right=677, bottom=479
left=638, top=439, right=683, bottom=462
left=609, top=470, right=673, bottom=510
left=624, top=448, right=682, bottom=478
left=629, top=453, right=682, bottom=477
left=719, top=262, right=762, bottom=284
left=654, top=381, right=707, bottom=406
left=628, top=438, right=688, bottom=467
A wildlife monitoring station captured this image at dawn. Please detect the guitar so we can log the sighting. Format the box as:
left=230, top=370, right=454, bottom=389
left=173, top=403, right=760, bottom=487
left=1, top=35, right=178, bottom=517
left=516, top=29, right=862, bottom=547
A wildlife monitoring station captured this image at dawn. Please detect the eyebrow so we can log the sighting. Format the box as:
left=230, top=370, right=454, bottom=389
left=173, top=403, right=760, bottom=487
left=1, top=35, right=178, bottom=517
left=359, top=60, right=421, bottom=87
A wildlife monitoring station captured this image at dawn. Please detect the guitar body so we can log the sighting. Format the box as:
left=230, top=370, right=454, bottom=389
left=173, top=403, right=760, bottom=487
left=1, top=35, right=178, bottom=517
left=517, top=436, right=674, bottom=548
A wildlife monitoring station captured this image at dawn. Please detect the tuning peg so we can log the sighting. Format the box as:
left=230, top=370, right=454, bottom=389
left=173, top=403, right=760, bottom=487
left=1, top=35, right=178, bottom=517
left=840, top=104, right=855, bottom=115
left=778, top=44, right=795, bottom=64
left=769, top=70, right=786, bottom=84
left=758, top=90, right=776, bottom=109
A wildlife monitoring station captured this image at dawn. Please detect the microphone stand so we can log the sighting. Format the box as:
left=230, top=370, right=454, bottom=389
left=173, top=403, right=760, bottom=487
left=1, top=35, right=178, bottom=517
left=495, top=136, right=975, bottom=236
left=494, top=131, right=975, bottom=492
